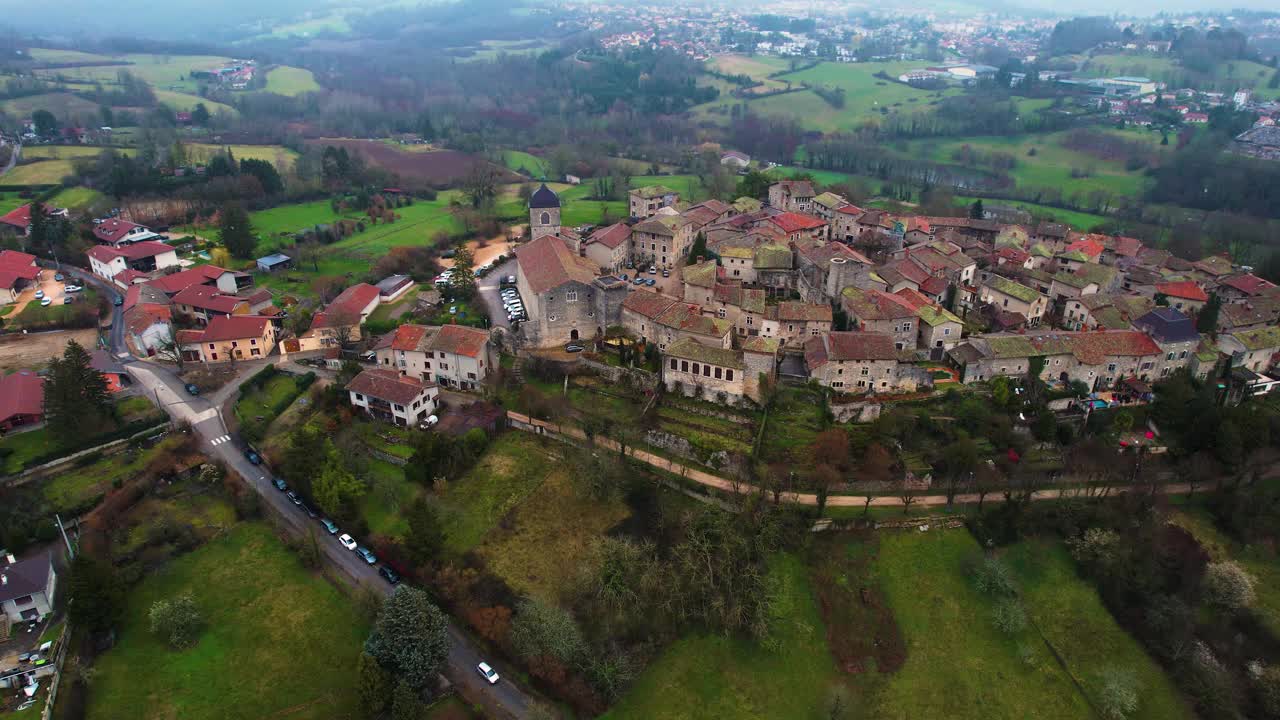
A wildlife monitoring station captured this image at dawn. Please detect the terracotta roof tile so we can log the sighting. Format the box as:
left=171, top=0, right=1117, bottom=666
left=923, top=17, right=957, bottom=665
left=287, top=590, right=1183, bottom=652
left=347, top=368, right=436, bottom=405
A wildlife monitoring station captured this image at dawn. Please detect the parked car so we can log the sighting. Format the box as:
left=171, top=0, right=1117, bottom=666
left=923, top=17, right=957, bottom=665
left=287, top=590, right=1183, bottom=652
left=648, top=266, right=657, bottom=274
left=356, top=547, right=377, bottom=564
left=645, top=278, right=656, bottom=287
left=301, top=503, right=318, bottom=519
left=619, top=274, right=628, bottom=281
left=53, top=273, right=64, bottom=281
left=244, top=449, right=262, bottom=465
left=477, top=662, right=500, bottom=685
left=63, top=296, right=72, bottom=304
left=662, top=269, right=670, bottom=278
left=321, top=519, right=338, bottom=535
left=113, top=296, right=123, bottom=306
left=64, top=284, right=82, bottom=293
left=378, top=566, right=401, bottom=585
left=272, top=477, right=288, bottom=491
left=40, top=297, right=51, bottom=306
left=632, top=276, right=645, bottom=285
left=34, top=290, right=44, bottom=299
left=564, top=344, right=584, bottom=353
left=286, top=490, right=301, bottom=505
left=338, top=533, right=357, bottom=551
left=185, top=383, right=200, bottom=395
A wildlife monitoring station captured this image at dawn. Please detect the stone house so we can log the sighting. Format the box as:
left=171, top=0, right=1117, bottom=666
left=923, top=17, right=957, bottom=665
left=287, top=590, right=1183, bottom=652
left=765, top=302, right=834, bottom=346
left=583, top=222, right=632, bottom=273
left=810, top=192, right=849, bottom=221
left=629, top=185, right=679, bottom=219
left=654, top=302, right=733, bottom=351
left=661, top=337, right=778, bottom=406
left=1154, top=281, right=1209, bottom=315
left=794, top=240, right=875, bottom=303
left=347, top=368, right=439, bottom=426
left=766, top=212, right=830, bottom=243
left=1218, top=326, right=1280, bottom=373
left=753, top=244, right=795, bottom=293
left=373, top=323, right=494, bottom=391
left=980, top=274, right=1048, bottom=326
left=804, top=332, right=916, bottom=393
left=620, top=289, right=678, bottom=345
left=1132, top=307, right=1200, bottom=379
left=1216, top=274, right=1277, bottom=303
left=768, top=180, right=815, bottom=213
left=720, top=246, right=756, bottom=283
left=840, top=287, right=921, bottom=350
left=632, top=214, right=692, bottom=269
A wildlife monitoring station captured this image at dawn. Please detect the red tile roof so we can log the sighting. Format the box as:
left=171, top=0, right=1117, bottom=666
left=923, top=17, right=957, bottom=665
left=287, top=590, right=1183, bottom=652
left=1065, top=237, right=1105, bottom=259
left=313, top=283, right=379, bottom=328
left=996, top=246, right=1031, bottom=264
left=776, top=301, right=833, bottom=323
left=769, top=212, right=827, bottom=234
left=428, top=324, right=489, bottom=358
left=112, top=268, right=150, bottom=285
left=805, top=331, right=897, bottom=367
left=588, top=222, right=632, bottom=250
left=1220, top=274, right=1276, bottom=297
left=388, top=323, right=429, bottom=352
left=515, top=235, right=599, bottom=295
left=347, top=368, right=435, bottom=406
left=92, top=219, right=149, bottom=244
left=1106, top=235, right=1143, bottom=257
left=148, top=265, right=230, bottom=294
left=0, top=249, right=37, bottom=270
left=1155, top=281, right=1208, bottom=302
left=1070, top=330, right=1161, bottom=365
left=892, top=287, right=935, bottom=310
left=172, top=284, right=245, bottom=314
left=86, top=241, right=174, bottom=264
left=0, top=204, right=32, bottom=229
left=834, top=203, right=865, bottom=216
left=0, top=370, right=44, bottom=425
left=0, top=250, right=40, bottom=288
left=124, top=303, right=172, bottom=336
left=185, top=315, right=271, bottom=343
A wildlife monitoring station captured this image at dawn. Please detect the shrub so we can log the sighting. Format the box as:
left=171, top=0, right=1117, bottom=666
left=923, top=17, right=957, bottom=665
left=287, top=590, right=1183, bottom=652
left=1098, top=667, right=1140, bottom=720
left=993, top=597, right=1028, bottom=634
left=971, top=555, right=1018, bottom=597
left=148, top=593, right=203, bottom=649
left=1202, top=560, right=1255, bottom=611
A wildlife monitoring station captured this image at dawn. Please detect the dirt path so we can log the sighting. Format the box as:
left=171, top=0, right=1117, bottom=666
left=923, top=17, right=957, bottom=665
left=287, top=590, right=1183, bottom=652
left=438, top=233, right=514, bottom=269
left=0, top=327, right=99, bottom=372
left=506, top=410, right=1197, bottom=507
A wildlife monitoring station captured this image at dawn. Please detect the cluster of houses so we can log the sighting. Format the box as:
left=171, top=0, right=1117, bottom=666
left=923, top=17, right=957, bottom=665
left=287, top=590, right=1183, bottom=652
left=502, top=179, right=1280, bottom=408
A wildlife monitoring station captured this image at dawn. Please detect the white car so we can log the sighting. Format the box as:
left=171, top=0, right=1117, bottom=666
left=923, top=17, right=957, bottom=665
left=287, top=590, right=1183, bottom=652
left=338, top=533, right=357, bottom=551
left=477, top=662, right=500, bottom=685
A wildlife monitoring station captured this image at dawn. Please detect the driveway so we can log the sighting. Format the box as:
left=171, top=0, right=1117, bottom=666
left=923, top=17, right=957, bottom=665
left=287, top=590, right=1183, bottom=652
left=477, top=257, right=517, bottom=329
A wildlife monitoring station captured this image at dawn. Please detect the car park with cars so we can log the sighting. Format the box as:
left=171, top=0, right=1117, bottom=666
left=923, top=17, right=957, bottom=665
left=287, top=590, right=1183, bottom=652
left=338, top=533, right=357, bottom=551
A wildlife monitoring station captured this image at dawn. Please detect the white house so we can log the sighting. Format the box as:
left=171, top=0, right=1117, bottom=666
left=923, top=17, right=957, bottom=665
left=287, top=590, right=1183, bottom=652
left=86, top=241, right=180, bottom=284
left=347, top=368, right=439, bottom=426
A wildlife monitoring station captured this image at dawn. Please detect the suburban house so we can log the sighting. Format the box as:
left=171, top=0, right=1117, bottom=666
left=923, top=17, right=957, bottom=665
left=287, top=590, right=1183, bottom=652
left=91, top=219, right=160, bottom=247
left=514, top=234, right=627, bottom=347
left=90, top=349, right=127, bottom=392
left=768, top=180, right=815, bottom=213
left=980, top=275, right=1048, bottom=326
left=124, top=301, right=174, bottom=358
left=583, top=223, right=632, bottom=272
left=0, top=370, right=44, bottom=432
left=171, top=284, right=250, bottom=325
left=148, top=265, right=252, bottom=296
left=300, top=283, right=381, bottom=349
left=0, top=553, right=57, bottom=623
left=0, top=250, right=41, bottom=304
left=347, top=368, right=439, bottom=426
left=87, top=242, right=181, bottom=285
left=374, top=323, right=494, bottom=391
left=177, top=315, right=277, bottom=363
left=629, top=185, right=679, bottom=219
left=1155, top=281, right=1209, bottom=315
left=1218, top=327, right=1280, bottom=373
left=804, top=332, right=919, bottom=393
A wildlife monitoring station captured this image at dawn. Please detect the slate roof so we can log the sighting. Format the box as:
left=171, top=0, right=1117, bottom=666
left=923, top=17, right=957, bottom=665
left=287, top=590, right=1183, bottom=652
left=0, top=553, right=53, bottom=604
left=516, top=235, right=600, bottom=295
left=1133, top=307, right=1200, bottom=344
left=529, top=183, right=560, bottom=209
left=347, top=368, right=435, bottom=405
left=665, top=337, right=743, bottom=369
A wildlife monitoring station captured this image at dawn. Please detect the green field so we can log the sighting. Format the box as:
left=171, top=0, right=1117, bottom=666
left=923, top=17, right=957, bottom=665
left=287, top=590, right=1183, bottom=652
left=20, top=145, right=124, bottom=160
left=1003, top=540, right=1193, bottom=720
left=35, top=53, right=237, bottom=94
left=0, top=91, right=101, bottom=118
left=10, top=287, right=98, bottom=326
left=706, top=54, right=794, bottom=92
left=0, top=192, right=26, bottom=215
left=27, top=47, right=118, bottom=63
left=465, top=39, right=550, bottom=61
left=252, top=12, right=352, bottom=39
left=154, top=90, right=238, bottom=116
left=3, top=160, right=73, bottom=185
left=186, top=143, right=297, bottom=169
left=500, top=149, right=548, bottom=177
left=49, top=185, right=104, bottom=210
left=0, top=395, right=160, bottom=475
left=436, top=432, right=557, bottom=553
left=264, top=66, right=321, bottom=96
left=235, top=373, right=308, bottom=441
left=605, top=553, right=838, bottom=720
left=88, top=523, right=369, bottom=720
left=954, top=196, right=1111, bottom=230
left=1172, top=509, right=1280, bottom=640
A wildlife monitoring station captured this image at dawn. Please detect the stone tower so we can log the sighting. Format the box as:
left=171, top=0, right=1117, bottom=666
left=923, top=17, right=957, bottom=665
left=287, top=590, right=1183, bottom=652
left=528, top=183, right=561, bottom=241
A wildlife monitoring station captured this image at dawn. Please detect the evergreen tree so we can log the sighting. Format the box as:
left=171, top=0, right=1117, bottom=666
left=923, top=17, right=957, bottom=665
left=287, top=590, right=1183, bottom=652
left=1197, top=292, right=1222, bottom=334
left=312, top=441, right=367, bottom=523
left=66, top=555, right=124, bottom=632
left=969, top=199, right=985, bottom=219
left=405, top=499, right=445, bottom=566
left=43, top=340, right=112, bottom=445
left=686, top=231, right=709, bottom=265
left=218, top=202, right=257, bottom=258
left=240, top=158, right=284, bottom=195
left=364, top=586, right=450, bottom=692
left=191, top=103, right=211, bottom=126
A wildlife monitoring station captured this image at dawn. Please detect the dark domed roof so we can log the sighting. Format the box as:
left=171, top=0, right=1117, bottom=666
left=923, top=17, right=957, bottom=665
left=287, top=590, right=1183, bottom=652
left=529, top=183, right=560, bottom=209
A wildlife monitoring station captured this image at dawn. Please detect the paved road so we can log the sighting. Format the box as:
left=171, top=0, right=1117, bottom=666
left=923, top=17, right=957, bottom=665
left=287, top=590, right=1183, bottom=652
left=79, top=271, right=534, bottom=718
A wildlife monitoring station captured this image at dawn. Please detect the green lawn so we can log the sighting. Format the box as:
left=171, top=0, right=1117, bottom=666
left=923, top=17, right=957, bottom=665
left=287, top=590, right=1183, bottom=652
left=27, top=47, right=118, bottom=63
left=0, top=192, right=26, bottom=215
left=0, top=427, right=55, bottom=475
left=234, top=374, right=307, bottom=441
left=605, top=553, right=838, bottom=720
left=758, top=385, right=824, bottom=468
left=35, top=53, right=237, bottom=94
left=88, top=523, right=369, bottom=720
left=264, top=66, right=321, bottom=96
left=1002, top=539, right=1193, bottom=720
left=48, top=185, right=104, bottom=210
left=0, top=92, right=101, bottom=119
left=4, top=160, right=73, bottom=185
left=955, top=196, right=1111, bottom=231
left=154, top=90, right=238, bottom=117
left=186, top=143, right=296, bottom=170
left=500, top=149, right=548, bottom=178
left=436, top=432, right=557, bottom=553
left=358, top=456, right=421, bottom=540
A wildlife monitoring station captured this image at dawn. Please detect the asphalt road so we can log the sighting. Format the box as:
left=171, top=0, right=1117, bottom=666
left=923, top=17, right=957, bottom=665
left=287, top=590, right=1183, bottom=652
left=78, top=269, right=534, bottom=718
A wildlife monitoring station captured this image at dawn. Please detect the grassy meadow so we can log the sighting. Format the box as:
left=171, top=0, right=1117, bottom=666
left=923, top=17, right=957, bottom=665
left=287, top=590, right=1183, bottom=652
left=265, top=66, right=321, bottom=95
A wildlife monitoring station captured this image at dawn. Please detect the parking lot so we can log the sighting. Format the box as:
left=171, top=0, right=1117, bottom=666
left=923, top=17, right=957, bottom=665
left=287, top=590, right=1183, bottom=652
left=476, top=257, right=518, bottom=329
left=8, top=269, right=83, bottom=316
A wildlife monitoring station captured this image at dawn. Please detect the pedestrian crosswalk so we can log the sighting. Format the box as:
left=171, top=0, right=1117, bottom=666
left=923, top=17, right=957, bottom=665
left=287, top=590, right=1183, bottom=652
left=210, top=435, right=231, bottom=446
